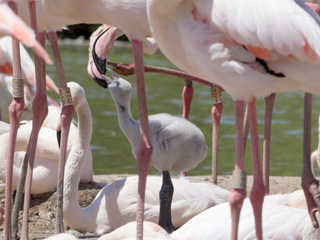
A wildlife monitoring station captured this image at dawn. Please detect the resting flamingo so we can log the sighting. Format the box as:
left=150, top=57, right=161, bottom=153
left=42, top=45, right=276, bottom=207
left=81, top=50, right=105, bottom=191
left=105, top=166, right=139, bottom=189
left=171, top=190, right=320, bottom=240
left=60, top=81, right=230, bottom=235
left=0, top=106, right=94, bottom=194
left=147, top=0, right=320, bottom=239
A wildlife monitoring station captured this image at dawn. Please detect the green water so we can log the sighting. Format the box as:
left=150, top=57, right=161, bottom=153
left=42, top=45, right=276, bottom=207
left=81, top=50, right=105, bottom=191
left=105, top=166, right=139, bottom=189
left=45, top=42, right=320, bottom=177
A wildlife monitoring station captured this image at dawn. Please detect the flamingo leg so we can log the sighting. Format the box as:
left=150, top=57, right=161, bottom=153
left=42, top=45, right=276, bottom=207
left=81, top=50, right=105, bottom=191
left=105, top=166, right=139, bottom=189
left=131, top=39, right=153, bottom=240
left=5, top=2, right=24, bottom=240
left=180, top=79, right=193, bottom=177
left=263, top=93, right=276, bottom=195
left=243, top=105, right=249, bottom=152
left=229, top=100, right=246, bottom=240
left=248, top=98, right=265, bottom=240
left=302, top=93, right=320, bottom=228
left=211, top=86, right=223, bottom=185
left=47, top=31, right=74, bottom=234
left=20, top=28, right=48, bottom=239
left=158, top=170, right=174, bottom=233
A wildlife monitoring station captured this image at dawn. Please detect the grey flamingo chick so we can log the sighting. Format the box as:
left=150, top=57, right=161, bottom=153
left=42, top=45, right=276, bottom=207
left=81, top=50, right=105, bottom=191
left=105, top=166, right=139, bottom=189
left=105, top=73, right=208, bottom=233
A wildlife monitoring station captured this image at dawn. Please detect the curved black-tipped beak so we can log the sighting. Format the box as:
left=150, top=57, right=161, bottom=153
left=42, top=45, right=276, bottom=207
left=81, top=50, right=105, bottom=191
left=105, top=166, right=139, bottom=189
left=92, top=28, right=109, bottom=75
left=93, top=76, right=109, bottom=89
left=91, top=64, right=109, bottom=88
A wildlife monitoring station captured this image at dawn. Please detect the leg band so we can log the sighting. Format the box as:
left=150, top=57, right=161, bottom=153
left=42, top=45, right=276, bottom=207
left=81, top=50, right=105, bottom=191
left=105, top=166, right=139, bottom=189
left=233, top=169, right=247, bottom=189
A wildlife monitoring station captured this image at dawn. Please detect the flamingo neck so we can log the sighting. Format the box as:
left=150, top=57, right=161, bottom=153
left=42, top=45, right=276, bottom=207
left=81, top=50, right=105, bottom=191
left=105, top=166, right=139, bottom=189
left=63, top=99, right=95, bottom=232
left=115, top=102, right=140, bottom=151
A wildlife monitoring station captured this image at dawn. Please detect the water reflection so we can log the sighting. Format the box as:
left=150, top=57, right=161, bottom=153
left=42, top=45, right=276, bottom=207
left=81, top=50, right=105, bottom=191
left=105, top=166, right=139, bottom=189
left=46, top=42, right=320, bottom=177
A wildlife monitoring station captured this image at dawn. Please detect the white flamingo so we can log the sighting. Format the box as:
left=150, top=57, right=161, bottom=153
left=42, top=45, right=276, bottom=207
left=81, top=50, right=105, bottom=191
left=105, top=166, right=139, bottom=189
left=0, top=106, right=94, bottom=194
left=105, top=74, right=208, bottom=232
left=171, top=191, right=320, bottom=240
left=146, top=0, right=320, bottom=239
left=97, top=191, right=318, bottom=240
left=60, top=81, right=230, bottom=235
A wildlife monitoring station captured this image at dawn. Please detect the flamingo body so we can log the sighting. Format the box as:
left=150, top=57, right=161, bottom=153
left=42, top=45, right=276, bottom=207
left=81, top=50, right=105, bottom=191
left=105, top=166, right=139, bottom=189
left=108, top=77, right=208, bottom=173
left=147, top=0, right=320, bottom=102
left=171, top=191, right=319, bottom=240
left=0, top=105, right=93, bottom=194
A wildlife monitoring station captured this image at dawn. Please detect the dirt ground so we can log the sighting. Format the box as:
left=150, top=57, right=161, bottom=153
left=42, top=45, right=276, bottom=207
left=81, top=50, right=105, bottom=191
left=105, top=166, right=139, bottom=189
left=0, top=174, right=302, bottom=239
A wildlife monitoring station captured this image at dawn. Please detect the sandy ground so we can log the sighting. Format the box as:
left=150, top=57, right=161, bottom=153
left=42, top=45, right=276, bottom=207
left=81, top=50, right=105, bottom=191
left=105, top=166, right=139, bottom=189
left=0, top=174, right=302, bottom=239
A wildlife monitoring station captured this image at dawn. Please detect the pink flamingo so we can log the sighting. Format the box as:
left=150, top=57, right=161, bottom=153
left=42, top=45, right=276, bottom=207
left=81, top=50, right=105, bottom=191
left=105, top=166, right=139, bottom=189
left=147, top=0, right=320, bottom=239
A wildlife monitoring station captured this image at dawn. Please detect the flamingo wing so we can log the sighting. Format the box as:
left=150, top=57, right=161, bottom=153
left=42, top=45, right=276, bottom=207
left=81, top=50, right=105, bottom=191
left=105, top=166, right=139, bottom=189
left=204, top=0, right=320, bottom=63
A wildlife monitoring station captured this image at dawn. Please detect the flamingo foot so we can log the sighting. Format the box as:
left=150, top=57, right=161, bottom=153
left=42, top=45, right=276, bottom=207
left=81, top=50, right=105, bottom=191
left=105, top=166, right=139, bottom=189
left=302, top=175, right=320, bottom=228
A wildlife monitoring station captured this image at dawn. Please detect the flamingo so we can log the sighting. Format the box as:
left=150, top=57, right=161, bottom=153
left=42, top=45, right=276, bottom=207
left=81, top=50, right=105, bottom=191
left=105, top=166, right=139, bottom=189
left=95, top=190, right=316, bottom=240
left=171, top=191, right=320, bottom=240
left=146, top=0, right=320, bottom=239
left=60, top=81, right=230, bottom=235
left=105, top=74, right=207, bottom=233
left=0, top=106, right=94, bottom=194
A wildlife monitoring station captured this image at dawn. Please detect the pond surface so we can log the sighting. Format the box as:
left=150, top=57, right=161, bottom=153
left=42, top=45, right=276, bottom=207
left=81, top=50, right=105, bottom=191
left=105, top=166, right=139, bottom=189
left=46, top=41, right=320, bottom=177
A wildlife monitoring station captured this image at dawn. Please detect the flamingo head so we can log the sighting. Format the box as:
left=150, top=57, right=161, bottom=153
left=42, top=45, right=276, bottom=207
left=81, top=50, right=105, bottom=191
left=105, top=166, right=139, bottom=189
left=88, top=25, right=123, bottom=88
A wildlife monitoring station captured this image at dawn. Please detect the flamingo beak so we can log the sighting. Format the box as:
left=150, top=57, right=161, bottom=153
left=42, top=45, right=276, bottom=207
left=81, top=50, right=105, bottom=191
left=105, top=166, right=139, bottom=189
left=91, top=27, right=110, bottom=75
left=90, top=62, right=110, bottom=88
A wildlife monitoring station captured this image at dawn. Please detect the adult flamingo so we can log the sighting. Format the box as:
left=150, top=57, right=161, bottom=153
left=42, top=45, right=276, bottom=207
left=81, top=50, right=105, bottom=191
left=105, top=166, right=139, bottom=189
left=59, top=81, right=229, bottom=235
left=147, top=0, right=320, bottom=239
left=171, top=191, right=320, bottom=240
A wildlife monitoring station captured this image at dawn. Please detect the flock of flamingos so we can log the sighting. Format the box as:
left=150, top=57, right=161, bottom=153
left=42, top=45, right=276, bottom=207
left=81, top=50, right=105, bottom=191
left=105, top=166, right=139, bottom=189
left=2, top=0, right=320, bottom=239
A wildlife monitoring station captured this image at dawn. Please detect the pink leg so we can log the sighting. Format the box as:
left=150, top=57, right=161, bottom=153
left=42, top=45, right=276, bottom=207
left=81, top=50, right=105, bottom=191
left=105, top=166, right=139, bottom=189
left=47, top=31, right=74, bottom=234
left=131, top=39, right=153, bottom=240
left=5, top=2, right=24, bottom=240
left=301, top=93, right=320, bottom=228
left=211, top=86, right=223, bottom=185
left=248, top=98, right=265, bottom=240
left=229, top=101, right=246, bottom=240
left=20, top=29, right=48, bottom=240
left=263, top=93, right=275, bottom=195
left=243, top=105, right=249, bottom=151
left=180, top=79, right=193, bottom=177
